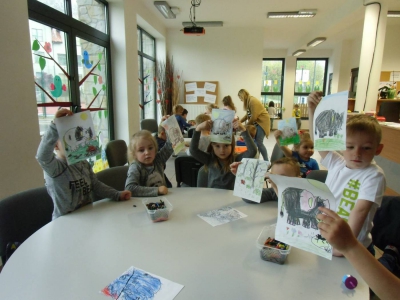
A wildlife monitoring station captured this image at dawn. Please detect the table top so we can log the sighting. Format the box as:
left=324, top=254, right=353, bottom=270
left=0, top=188, right=368, bottom=299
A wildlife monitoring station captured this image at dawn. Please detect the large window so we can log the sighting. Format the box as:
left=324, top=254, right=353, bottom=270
left=261, top=59, right=284, bottom=119
left=137, top=27, right=157, bottom=121
left=28, top=0, right=113, bottom=144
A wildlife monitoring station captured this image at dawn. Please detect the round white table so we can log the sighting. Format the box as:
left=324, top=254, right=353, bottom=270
left=0, top=188, right=368, bottom=299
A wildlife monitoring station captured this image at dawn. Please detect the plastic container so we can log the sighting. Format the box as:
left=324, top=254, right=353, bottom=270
left=142, top=197, right=173, bottom=222
left=256, top=224, right=291, bottom=264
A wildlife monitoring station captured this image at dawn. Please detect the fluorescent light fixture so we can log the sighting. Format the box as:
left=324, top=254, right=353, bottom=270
left=267, top=9, right=316, bottom=18
left=154, top=1, right=176, bottom=19
left=307, top=37, right=326, bottom=47
left=182, top=21, right=223, bottom=27
left=387, top=11, right=400, bottom=18
left=292, top=49, right=306, bottom=56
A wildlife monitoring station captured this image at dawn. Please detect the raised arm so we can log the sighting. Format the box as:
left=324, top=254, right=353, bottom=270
left=307, top=91, right=328, bottom=159
left=273, top=130, right=293, bottom=158
left=189, top=121, right=213, bottom=165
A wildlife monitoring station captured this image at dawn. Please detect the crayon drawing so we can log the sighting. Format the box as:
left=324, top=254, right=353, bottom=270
left=101, top=266, right=184, bottom=300
left=233, top=158, right=270, bottom=202
left=162, top=116, right=185, bottom=155
left=269, top=174, right=336, bottom=259
left=197, top=206, right=247, bottom=227
left=313, top=91, right=348, bottom=151
left=277, top=118, right=300, bottom=146
left=54, top=111, right=100, bottom=165
left=210, top=109, right=235, bottom=144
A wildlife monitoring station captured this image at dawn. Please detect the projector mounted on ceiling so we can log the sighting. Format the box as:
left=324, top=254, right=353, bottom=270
left=183, top=26, right=205, bottom=35
left=182, top=0, right=206, bottom=36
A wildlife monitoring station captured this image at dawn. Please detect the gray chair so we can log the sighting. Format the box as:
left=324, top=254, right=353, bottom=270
left=306, top=170, right=328, bottom=183
left=270, top=143, right=285, bottom=163
left=96, top=165, right=129, bottom=192
left=175, top=156, right=204, bottom=187
left=0, top=187, right=53, bottom=265
left=188, top=127, right=195, bottom=138
left=105, top=140, right=128, bottom=168
left=140, top=119, right=158, bottom=134
left=197, top=165, right=208, bottom=187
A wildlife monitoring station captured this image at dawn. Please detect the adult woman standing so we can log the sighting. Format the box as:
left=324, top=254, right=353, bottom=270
left=238, top=89, right=270, bottom=161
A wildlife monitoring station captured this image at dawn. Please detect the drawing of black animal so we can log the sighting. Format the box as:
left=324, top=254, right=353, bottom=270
left=315, top=110, right=344, bottom=138
left=280, top=187, right=329, bottom=229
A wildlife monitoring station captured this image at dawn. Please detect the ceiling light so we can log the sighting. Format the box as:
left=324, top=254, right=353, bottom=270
left=292, top=49, right=306, bottom=56
left=387, top=11, right=400, bottom=18
left=154, top=1, right=176, bottom=19
left=182, top=21, right=223, bottom=27
left=307, top=37, right=326, bottom=47
left=267, top=9, right=316, bottom=19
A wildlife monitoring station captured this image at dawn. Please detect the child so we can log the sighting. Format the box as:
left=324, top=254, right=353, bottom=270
left=308, top=91, right=385, bottom=257
left=174, top=105, right=194, bottom=134
left=156, top=124, right=167, bottom=150
left=222, top=95, right=237, bottom=112
left=189, top=119, right=257, bottom=190
left=204, top=103, right=219, bottom=115
left=125, top=123, right=173, bottom=197
left=230, top=157, right=300, bottom=203
left=36, top=109, right=131, bottom=220
left=186, top=113, right=211, bottom=156
left=268, top=101, right=276, bottom=130
left=274, top=130, right=319, bottom=177
left=317, top=207, right=400, bottom=300
left=236, top=124, right=256, bottom=146
left=292, top=104, right=301, bottom=130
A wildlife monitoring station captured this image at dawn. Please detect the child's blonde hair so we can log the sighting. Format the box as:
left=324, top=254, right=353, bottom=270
left=205, top=103, right=218, bottom=113
left=173, top=104, right=184, bottom=115
left=245, top=125, right=256, bottom=138
left=128, top=130, right=158, bottom=162
left=158, top=124, right=165, bottom=134
left=271, top=157, right=301, bottom=177
left=205, top=135, right=236, bottom=173
left=195, top=113, right=211, bottom=125
left=347, top=114, right=382, bottom=145
left=293, top=131, right=313, bottom=151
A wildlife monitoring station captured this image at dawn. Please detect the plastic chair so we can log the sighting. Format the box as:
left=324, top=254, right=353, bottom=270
left=270, top=143, right=285, bottom=163
left=174, top=156, right=204, bottom=187
left=197, top=165, right=208, bottom=187
left=306, top=170, right=328, bottom=183
left=105, top=140, right=128, bottom=168
left=0, top=187, right=53, bottom=265
left=140, top=119, right=158, bottom=134
left=96, top=165, right=129, bottom=193
left=188, top=127, right=195, bottom=138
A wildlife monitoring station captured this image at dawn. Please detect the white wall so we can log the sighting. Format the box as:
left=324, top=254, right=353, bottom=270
left=0, top=0, right=44, bottom=199
left=381, top=24, right=400, bottom=70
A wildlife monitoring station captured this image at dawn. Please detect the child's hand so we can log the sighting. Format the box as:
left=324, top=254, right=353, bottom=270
left=161, top=115, right=170, bottom=122
left=119, top=190, right=131, bottom=201
left=55, top=108, right=73, bottom=119
left=229, top=162, right=242, bottom=175
left=233, top=120, right=245, bottom=131
left=307, top=91, right=323, bottom=111
left=317, top=207, right=358, bottom=254
left=158, top=186, right=168, bottom=195
left=196, top=120, right=212, bottom=132
left=273, top=130, right=282, bottom=141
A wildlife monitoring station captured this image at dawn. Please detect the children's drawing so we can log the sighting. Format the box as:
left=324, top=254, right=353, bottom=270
left=233, top=158, right=270, bottom=202
left=101, top=266, right=184, bottom=300
left=277, top=118, right=300, bottom=146
left=197, top=206, right=247, bottom=227
left=269, top=174, right=336, bottom=259
left=162, top=116, right=185, bottom=155
left=313, top=91, right=348, bottom=151
left=54, top=111, right=100, bottom=165
left=210, top=109, right=235, bottom=144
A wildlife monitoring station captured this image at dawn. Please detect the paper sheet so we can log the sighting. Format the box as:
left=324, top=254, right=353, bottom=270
left=186, top=94, right=197, bottom=103
left=210, top=109, right=235, bottom=144
left=204, top=94, right=216, bottom=103
left=277, top=118, right=300, bottom=146
left=204, top=82, right=216, bottom=92
left=185, top=82, right=196, bottom=92
left=197, top=206, right=247, bottom=227
left=162, top=116, right=185, bottom=155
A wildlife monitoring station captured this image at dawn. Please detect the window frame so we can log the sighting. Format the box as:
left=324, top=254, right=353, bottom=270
left=294, top=58, right=329, bottom=98
left=261, top=58, right=285, bottom=118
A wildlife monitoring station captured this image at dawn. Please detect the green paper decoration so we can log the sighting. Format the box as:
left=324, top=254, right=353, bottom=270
left=39, top=56, right=46, bottom=70
left=98, top=53, right=102, bottom=60
left=94, top=75, right=98, bottom=85
left=97, top=64, right=101, bottom=71
left=32, top=40, right=40, bottom=51
left=102, top=84, right=106, bottom=91
left=92, top=87, right=97, bottom=96
left=104, top=110, right=108, bottom=118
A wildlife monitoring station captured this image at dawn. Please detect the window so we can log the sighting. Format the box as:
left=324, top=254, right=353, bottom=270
left=137, top=27, right=157, bottom=121
left=28, top=0, right=113, bottom=145
left=261, top=58, right=284, bottom=119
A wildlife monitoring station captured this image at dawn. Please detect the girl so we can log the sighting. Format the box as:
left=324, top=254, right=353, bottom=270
left=222, top=95, right=237, bottom=112
left=273, top=130, right=319, bottom=177
left=204, top=103, right=219, bottom=115
left=125, top=124, right=173, bottom=197
left=268, top=101, right=276, bottom=131
left=189, top=120, right=257, bottom=190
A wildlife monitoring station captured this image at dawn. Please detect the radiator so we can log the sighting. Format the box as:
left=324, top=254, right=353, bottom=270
left=183, top=104, right=207, bottom=122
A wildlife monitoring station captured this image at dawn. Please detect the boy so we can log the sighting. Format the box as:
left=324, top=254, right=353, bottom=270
left=230, top=157, right=301, bottom=203
left=292, top=104, right=301, bottom=130
left=308, top=91, right=386, bottom=256
left=156, top=124, right=167, bottom=150
left=186, top=113, right=211, bottom=156
left=36, top=109, right=131, bottom=220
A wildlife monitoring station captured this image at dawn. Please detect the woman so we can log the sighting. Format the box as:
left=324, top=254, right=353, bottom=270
left=238, top=89, right=270, bottom=161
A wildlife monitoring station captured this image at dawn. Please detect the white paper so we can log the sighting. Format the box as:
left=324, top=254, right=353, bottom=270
left=186, top=94, right=197, bottom=103
left=204, top=82, right=216, bottom=92
left=197, top=206, right=247, bottom=227
left=210, top=109, right=235, bottom=144
left=269, top=174, right=336, bottom=260
left=161, top=116, right=185, bottom=155
left=204, top=94, right=216, bottom=103
left=233, top=159, right=270, bottom=202
left=195, top=88, right=206, bottom=96
left=313, top=91, right=348, bottom=151
left=185, top=82, right=196, bottom=92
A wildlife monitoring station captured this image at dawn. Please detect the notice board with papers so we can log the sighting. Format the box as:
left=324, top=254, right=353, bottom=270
left=184, top=81, right=218, bottom=104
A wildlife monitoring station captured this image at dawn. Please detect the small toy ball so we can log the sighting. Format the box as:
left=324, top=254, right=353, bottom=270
left=342, top=274, right=358, bottom=289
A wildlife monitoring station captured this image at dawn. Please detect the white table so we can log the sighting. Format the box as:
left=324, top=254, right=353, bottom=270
left=0, top=188, right=368, bottom=299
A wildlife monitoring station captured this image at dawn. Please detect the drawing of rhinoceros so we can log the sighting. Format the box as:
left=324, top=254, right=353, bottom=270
left=212, top=119, right=231, bottom=135
left=315, top=109, right=344, bottom=138
left=280, top=187, right=329, bottom=229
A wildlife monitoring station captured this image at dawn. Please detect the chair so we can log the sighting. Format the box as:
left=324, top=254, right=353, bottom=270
left=188, top=127, right=195, bottom=138
left=270, top=143, right=285, bottom=163
left=105, top=140, right=128, bottom=168
left=140, top=119, right=158, bottom=134
left=0, top=187, right=53, bottom=265
left=175, top=156, right=204, bottom=187
left=96, top=165, right=129, bottom=192
left=306, top=170, right=328, bottom=183
left=197, top=165, right=208, bottom=187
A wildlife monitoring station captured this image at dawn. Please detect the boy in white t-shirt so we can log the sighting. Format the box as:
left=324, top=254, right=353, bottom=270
left=308, top=91, right=386, bottom=257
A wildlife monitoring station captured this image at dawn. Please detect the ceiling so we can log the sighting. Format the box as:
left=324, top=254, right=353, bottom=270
left=138, top=0, right=400, bottom=52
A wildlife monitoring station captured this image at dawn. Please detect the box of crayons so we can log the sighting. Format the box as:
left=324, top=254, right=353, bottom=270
left=256, top=225, right=291, bottom=264
left=142, top=197, right=173, bottom=222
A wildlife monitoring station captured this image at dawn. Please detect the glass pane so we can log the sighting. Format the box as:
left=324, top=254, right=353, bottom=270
left=142, top=58, right=156, bottom=119
left=261, top=95, right=282, bottom=118
left=261, top=60, right=283, bottom=92
left=37, top=0, right=66, bottom=14
left=142, top=32, right=155, bottom=57
left=293, top=96, right=309, bottom=118
left=137, top=28, right=141, bottom=52
left=138, top=56, right=143, bottom=121
left=295, top=59, right=326, bottom=94
left=30, top=20, right=71, bottom=135
left=72, top=0, right=107, bottom=33
left=76, top=37, right=110, bottom=143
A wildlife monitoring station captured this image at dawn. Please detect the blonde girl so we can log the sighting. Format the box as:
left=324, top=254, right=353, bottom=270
left=189, top=120, right=257, bottom=190
left=204, top=103, right=219, bottom=115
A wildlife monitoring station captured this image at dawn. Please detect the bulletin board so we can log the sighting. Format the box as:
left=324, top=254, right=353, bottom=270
left=184, top=81, right=218, bottom=104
